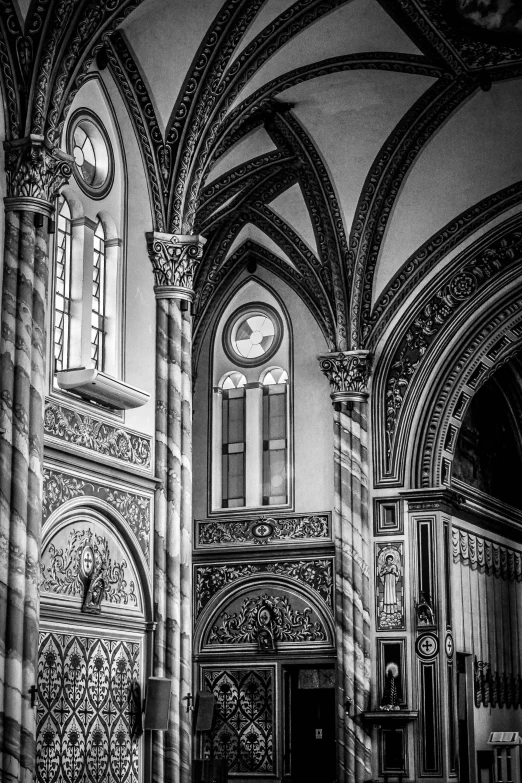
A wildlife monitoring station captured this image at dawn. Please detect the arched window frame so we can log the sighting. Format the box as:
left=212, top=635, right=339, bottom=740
left=53, top=196, right=73, bottom=371
left=51, top=194, right=122, bottom=385
left=211, top=296, right=292, bottom=513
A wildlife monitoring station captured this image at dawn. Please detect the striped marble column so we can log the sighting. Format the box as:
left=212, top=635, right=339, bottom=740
left=147, top=232, right=206, bottom=783
left=319, top=351, right=372, bottom=783
left=0, top=136, right=71, bottom=783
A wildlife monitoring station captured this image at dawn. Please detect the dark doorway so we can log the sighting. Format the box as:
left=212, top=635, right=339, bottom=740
left=284, top=666, right=336, bottom=783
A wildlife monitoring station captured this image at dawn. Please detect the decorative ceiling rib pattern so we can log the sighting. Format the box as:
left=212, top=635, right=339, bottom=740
left=1, top=0, right=522, bottom=355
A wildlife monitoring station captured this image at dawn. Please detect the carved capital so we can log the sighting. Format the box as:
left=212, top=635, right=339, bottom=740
left=4, top=135, right=73, bottom=212
left=318, top=350, right=372, bottom=404
left=146, top=231, right=206, bottom=301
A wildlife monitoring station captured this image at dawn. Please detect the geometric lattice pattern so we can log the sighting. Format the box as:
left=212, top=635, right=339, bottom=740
left=36, top=632, right=140, bottom=783
left=204, top=669, right=273, bottom=774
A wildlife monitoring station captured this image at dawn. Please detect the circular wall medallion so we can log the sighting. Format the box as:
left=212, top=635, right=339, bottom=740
left=67, top=109, right=114, bottom=198
left=80, top=544, right=95, bottom=579
left=223, top=303, right=283, bottom=367
left=445, top=633, right=454, bottom=658
left=415, top=633, right=439, bottom=659
left=251, top=520, right=274, bottom=541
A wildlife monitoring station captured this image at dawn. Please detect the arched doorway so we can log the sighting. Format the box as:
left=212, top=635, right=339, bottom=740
left=36, top=508, right=150, bottom=783
left=194, top=575, right=337, bottom=783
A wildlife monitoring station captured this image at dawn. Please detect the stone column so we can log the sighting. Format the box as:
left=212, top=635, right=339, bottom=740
left=319, top=350, right=372, bottom=783
left=0, top=135, right=71, bottom=783
left=146, top=232, right=206, bottom=783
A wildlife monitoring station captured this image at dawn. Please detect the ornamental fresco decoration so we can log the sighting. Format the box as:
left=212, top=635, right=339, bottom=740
left=203, top=669, right=273, bottom=774
left=44, top=402, right=152, bottom=470
left=36, top=632, right=140, bottom=783
left=43, top=467, right=151, bottom=560
left=194, top=559, right=333, bottom=619
left=40, top=528, right=138, bottom=610
left=197, top=514, right=330, bottom=548
left=208, top=594, right=326, bottom=645
left=376, top=543, right=404, bottom=631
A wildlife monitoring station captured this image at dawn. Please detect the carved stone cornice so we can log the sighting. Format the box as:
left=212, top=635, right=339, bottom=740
left=318, top=350, right=372, bottom=404
left=4, top=135, right=73, bottom=215
left=146, top=232, right=206, bottom=301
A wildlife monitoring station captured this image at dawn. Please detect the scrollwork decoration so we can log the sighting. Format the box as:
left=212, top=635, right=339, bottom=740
left=208, top=593, right=326, bottom=645
left=40, top=528, right=137, bottom=609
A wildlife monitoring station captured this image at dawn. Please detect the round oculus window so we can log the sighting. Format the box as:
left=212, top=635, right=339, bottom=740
left=223, top=304, right=283, bottom=367
left=68, top=111, right=114, bottom=198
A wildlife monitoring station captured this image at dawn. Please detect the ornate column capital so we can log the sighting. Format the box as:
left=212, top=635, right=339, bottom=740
left=146, top=231, right=206, bottom=301
left=318, top=350, right=372, bottom=404
left=4, top=135, right=73, bottom=216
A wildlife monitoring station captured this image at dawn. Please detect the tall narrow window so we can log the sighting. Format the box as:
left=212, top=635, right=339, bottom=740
left=91, top=220, right=106, bottom=369
left=262, top=368, right=288, bottom=505
left=53, top=197, right=72, bottom=371
left=222, top=372, right=246, bottom=508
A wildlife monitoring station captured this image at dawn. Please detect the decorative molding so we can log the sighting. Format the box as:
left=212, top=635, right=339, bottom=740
left=367, top=181, right=522, bottom=350
left=146, top=232, right=206, bottom=299
left=171, top=0, right=349, bottom=234
left=208, top=593, right=326, bottom=645
left=382, top=224, right=522, bottom=473
left=43, top=401, right=152, bottom=471
left=210, top=52, right=445, bottom=166
left=452, top=527, right=522, bottom=582
left=40, top=527, right=138, bottom=608
left=411, top=294, right=522, bottom=488
left=349, top=76, right=475, bottom=348
left=318, top=351, right=372, bottom=404
left=389, top=0, right=522, bottom=72
left=43, top=467, right=151, bottom=560
left=4, top=135, right=72, bottom=206
left=194, top=558, right=334, bottom=618
left=196, top=513, right=330, bottom=548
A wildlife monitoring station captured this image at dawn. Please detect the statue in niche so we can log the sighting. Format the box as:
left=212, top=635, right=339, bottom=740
left=256, top=604, right=276, bottom=653
left=377, top=547, right=402, bottom=628
left=415, top=591, right=435, bottom=626
left=380, top=662, right=401, bottom=711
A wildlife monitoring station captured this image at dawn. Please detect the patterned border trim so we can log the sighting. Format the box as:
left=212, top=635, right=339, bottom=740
left=43, top=466, right=151, bottom=560
left=44, top=400, right=152, bottom=471
left=196, top=513, right=330, bottom=548
left=194, top=558, right=334, bottom=618
left=452, top=527, right=522, bottom=582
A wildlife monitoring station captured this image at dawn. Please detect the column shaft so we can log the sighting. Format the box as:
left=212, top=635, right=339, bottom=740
left=0, top=209, right=49, bottom=783
left=154, top=297, right=193, bottom=783
left=334, top=403, right=371, bottom=783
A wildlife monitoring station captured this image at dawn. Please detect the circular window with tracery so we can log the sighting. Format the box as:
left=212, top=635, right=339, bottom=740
left=68, top=110, right=114, bottom=198
left=223, top=303, right=283, bottom=367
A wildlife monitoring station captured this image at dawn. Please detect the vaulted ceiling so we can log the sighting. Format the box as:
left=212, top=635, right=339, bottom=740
left=2, top=0, right=522, bottom=354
